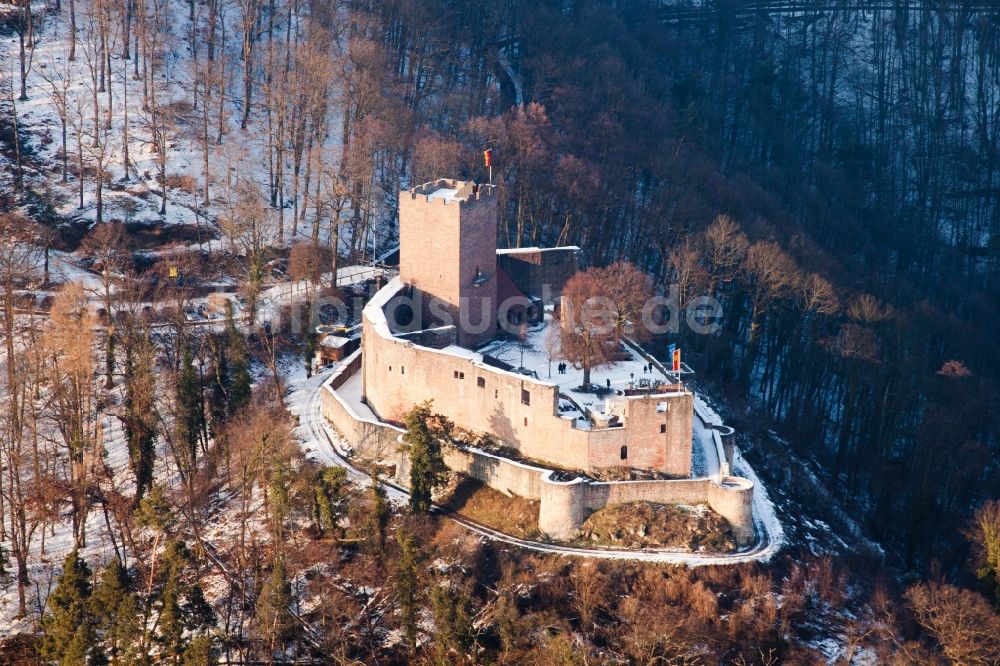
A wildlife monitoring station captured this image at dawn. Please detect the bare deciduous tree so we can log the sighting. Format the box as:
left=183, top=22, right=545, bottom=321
left=45, top=282, right=99, bottom=548
left=594, top=261, right=653, bottom=346
left=560, top=269, right=616, bottom=389
left=905, top=582, right=1000, bottom=665
left=220, top=179, right=278, bottom=326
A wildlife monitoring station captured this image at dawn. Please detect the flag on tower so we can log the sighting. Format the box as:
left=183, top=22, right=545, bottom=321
left=483, top=149, right=493, bottom=167
left=672, top=348, right=681, bottom=373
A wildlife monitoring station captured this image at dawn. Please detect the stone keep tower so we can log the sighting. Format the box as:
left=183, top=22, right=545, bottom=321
left=399, top=179, right=498, bottom=348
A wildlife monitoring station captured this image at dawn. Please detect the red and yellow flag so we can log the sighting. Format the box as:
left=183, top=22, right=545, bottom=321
left=483, top=149, right=493, bottom=167
left=672, top=348, right=681, bottom=373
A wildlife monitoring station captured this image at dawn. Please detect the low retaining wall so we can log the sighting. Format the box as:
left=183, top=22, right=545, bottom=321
left=442, top=446, right=546, bottom=499
left=322, top=360, right=755, bottom=547
left=538, top=475, right=754, bottom=544
left=321, top=355, right=403, bottom=461
left=329, top=350, right=363, bottom=390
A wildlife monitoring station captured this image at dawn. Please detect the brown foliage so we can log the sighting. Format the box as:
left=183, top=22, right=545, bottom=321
left=592, top=261, right=654, bottom=344
left=965, top=500, right=1000, bottom=604
left=704, top=214, right=749, bottom=290
left=288, top=240, right=322, bottom=284
left=847, top=293, right=893, bottom=323
left=559, top=269, right=617, bottom=387
left=412, top=134, right=467, bottom=184
left=938, top=359, right=973, bottom=379
left=668, top=238, right=709, bottom=308
left=905, top=582, right=1000, bottom=665
left=165, top=173, right=199, bottom=194
left=570, top=562, right=609, bottom=631
left=800, top=272, right=840, bottom=315
left=743, top=240, right=800, bottom=314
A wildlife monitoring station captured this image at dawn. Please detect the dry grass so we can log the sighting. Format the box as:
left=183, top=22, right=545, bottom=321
left=165, top=173, right=199, bottom=194
left=440, top=475, right=541, bottom=539
left=575, top=502, right=737, bottom=552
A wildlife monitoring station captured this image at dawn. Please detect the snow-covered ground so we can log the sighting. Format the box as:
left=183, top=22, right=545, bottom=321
left=478, top=317, right=682, bottom=425
left=3, top=0, right=394, bottom=259
left=9, top=1, right=220, bottom=229
left=0, top=404, right=173, bottom=636
left=255, top=264, right=394, bottom=326
left=286, top=362, right=407, bottom=506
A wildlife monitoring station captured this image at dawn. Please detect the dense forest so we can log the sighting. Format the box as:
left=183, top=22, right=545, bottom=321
left=1, top=0, right=999, bottom=660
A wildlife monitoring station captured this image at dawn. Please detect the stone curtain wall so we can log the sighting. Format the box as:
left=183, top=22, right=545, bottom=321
left=321, top=363, right=404, bottom=463
left=540, top=475, right=754, bottom=545
left=441, top=446, right=547, bottom=499
left=328, top=350, right=363, bottom=390
left=363, top=280, right=591, bottom=468
left=600, top=394, right=694, bottom=476
left=322, top=360, right=754, bottom=546
left=363, top=279, right=693, bottom=475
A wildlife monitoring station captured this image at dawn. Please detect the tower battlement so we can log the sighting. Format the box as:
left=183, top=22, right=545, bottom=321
left=405, top=179, right=496, bottom=205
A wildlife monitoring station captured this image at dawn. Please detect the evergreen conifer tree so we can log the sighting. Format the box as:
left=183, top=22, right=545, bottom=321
left=136, top=483, right=175, bottom=534
left=208, top=336, right=229, bottom=438
left=180, top=635, right=218, bottom=665
left=395, top=528, right=420, bottom=654
left=402, top=402, right=449, bottom=514
left=123, top=336, right=158, bottom=503
left=92, top=558, right=142, bottom=664
left=176, top=344, right=205, bottom=470
left=155, top=540, right=216, bottom=663
left=184, top=583, right=217, bottom=633
left=304, top=327, right=317, bottom=378
left=225, top=302, right=252, bottom=415
left=41, top=550, right=97, bottom=663
left=312, top=466, right=347, bottom=535
left=104, top=327, right=116, bottom=389
left=258, top=555, right=294, bottom=656
left=367, top=474, right=390, bottom=557
left=158, top=570, right=186, bottom=661
left=430, top=582, right=474, bottom=665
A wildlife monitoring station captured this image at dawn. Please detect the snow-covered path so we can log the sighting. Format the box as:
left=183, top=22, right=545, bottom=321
left=693, top=413, right=721, bottom=478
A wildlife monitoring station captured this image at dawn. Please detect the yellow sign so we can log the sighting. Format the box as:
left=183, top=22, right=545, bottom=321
left=169, top=266, right=178, bottom=278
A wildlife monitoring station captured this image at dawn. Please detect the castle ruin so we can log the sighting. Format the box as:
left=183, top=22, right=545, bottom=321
left=322, top=178, right=756, bottom=546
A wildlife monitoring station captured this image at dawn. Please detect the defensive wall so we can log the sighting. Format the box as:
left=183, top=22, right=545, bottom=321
left=320, top=365, right=754, bottom=545
left=314, top=176, right=755, bottom=548
left=362, top=277, right=694, bottom=476
left=321, top=350, right=404, bottom=459
left=538, top=474, right=754, bottom=543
